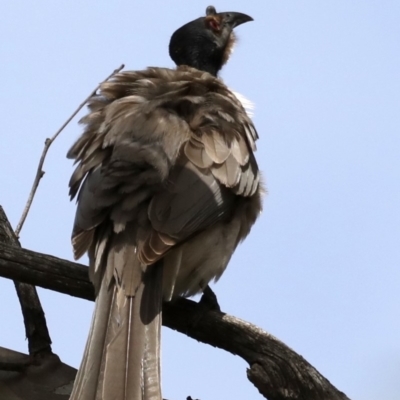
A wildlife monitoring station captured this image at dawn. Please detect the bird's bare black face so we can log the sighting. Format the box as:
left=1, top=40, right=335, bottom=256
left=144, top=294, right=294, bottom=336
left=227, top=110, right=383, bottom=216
left=169, top=5, right=253, bottom=76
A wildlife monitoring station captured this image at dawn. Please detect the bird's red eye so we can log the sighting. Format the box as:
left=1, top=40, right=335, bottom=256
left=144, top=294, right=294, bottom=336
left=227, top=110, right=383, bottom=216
left=210, top=20, right=220, bottom=30
left=206, top=17, right=221, bottom=32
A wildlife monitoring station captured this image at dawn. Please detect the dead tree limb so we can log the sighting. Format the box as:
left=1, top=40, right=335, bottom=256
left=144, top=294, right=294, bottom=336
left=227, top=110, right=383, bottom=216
left=0, top=239, right=350, bottom=400
left=0, top=207, right=52, bottom=358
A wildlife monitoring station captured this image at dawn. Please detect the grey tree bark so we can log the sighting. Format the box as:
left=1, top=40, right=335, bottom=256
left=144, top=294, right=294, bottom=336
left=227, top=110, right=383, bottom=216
left=0, top=206, right=52, bottom=358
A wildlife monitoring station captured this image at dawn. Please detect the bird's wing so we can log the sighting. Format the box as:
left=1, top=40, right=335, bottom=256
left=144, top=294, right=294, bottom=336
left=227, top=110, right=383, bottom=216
left=141, top=67, right=260, bottom=264
left=68, top=67, right=260, bottom=267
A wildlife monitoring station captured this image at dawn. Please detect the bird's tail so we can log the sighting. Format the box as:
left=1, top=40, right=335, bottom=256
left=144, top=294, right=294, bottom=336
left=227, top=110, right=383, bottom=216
left=70, top=233, right=163, bottom=400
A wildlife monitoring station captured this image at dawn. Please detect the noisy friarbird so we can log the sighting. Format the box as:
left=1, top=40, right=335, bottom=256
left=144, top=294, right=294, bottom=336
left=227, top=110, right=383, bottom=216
left=68, top=6, right=263, bottom=400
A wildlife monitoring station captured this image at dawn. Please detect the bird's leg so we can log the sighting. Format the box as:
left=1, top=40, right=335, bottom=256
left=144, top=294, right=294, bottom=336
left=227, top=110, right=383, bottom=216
left=199, top=285, right=221, bottom=312
left=186, top=286, right=222, bottom=332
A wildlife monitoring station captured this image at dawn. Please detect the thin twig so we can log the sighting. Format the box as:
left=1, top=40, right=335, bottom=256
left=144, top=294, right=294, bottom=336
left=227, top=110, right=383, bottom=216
left=14, top=63, right=125, bottom=238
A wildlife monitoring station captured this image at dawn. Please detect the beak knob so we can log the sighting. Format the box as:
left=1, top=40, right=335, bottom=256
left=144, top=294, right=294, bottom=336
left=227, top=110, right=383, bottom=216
left=206, top=5, right=253, bottom=29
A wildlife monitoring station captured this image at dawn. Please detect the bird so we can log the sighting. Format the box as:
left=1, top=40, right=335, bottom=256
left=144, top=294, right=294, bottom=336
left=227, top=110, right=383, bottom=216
left=67, top=5, right=262, bottom=400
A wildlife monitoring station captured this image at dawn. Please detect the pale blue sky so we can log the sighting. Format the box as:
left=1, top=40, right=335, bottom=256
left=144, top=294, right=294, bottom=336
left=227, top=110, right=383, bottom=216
left=1, top=1, right=399, bottom=399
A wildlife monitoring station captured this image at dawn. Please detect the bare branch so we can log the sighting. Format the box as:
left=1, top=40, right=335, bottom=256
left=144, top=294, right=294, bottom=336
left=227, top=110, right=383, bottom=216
left=0, top=240, right=350, bottom=400
left=0, top=206, right=52, bottom=357
left=0, top=242, right=93, bottom=300
left=14, top=64, right=125, bottom=237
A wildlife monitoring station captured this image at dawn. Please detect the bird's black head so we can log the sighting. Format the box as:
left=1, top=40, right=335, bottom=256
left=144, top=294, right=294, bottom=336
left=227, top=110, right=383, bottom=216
left=169, top=6, right=253, bottom=76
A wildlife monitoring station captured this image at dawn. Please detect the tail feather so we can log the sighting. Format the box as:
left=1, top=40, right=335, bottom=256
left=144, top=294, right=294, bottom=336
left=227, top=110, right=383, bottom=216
left=70, top=238, right=163, bottom=400
left=124, top=265, right=163, bottom=400
left=70, top=273, right=115, bottom=400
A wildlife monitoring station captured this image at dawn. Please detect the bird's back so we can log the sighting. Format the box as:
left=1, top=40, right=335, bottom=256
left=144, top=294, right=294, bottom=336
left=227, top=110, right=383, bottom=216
left=68, top=66, right=261, bottom=298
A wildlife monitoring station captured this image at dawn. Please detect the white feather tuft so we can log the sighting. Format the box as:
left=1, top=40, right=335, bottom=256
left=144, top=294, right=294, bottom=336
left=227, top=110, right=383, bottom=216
left=231, top=90, right=255, bottom=118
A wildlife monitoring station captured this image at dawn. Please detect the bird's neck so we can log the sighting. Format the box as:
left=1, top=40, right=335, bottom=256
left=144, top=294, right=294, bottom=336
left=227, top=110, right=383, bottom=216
left=177, top=48, right=224, bottom=77
left=186, top=60, right=220, bottom=76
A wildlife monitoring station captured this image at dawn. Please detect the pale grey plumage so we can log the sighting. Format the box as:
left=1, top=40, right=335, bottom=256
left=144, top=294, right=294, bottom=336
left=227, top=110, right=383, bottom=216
left=68, top=65, right=262, bottom=400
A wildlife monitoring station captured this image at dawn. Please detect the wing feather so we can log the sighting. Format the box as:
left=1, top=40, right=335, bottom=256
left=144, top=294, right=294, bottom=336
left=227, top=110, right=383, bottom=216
left=68, top=66, right=260, bottom=264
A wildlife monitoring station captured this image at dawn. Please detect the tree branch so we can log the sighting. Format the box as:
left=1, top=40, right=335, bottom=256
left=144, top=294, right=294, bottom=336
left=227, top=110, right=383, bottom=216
left=0, top=240, right=350, bottom=400
left=0, top=206, right=52, bottom=358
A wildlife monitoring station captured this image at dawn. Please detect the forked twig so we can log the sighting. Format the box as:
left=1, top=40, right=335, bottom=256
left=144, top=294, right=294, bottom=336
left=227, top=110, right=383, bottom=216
left=14, top=63, right=125, bottom=238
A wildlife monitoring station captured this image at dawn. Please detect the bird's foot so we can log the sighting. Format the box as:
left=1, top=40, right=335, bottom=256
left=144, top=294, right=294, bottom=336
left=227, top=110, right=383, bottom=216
left=199, top=285, right=221, bottom=312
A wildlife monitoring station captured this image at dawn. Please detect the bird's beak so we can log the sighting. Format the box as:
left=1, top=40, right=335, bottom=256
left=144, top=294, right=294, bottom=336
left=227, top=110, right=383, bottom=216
left=218, top=11, right=253, bottom=29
